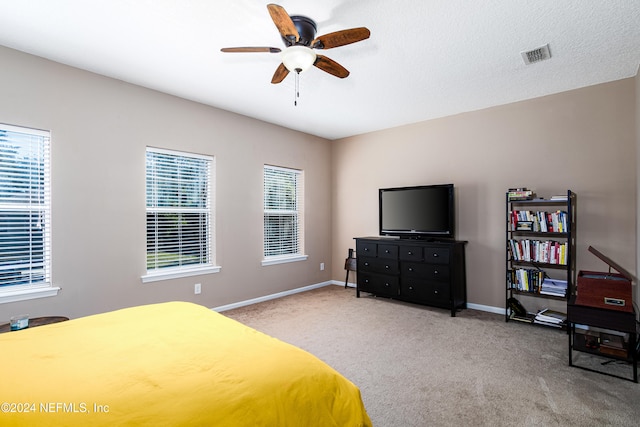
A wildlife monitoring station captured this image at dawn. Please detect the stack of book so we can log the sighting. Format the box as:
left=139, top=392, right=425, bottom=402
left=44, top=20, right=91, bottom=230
left=539, top=278, right=567, bottom=297
left=509, top=312, right=535, bottom=324
left=533, top=309, right=567, bottom=328
left=508, top=188, right=535, bottom=201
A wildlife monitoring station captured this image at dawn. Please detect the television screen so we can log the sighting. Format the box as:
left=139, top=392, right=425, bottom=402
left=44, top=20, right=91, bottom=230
left=379, top=184, right=454, bottom=239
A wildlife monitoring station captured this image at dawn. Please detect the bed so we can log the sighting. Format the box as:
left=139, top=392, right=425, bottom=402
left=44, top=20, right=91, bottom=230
left=0, top=301, right=371, bottom=426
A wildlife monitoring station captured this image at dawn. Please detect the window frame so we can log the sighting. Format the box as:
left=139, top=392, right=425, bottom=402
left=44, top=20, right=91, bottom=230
left=262, top=165, right=307, bottom=266
left=141, top=147, right=219, bottom=283
left=0, top=123, right=59, bottom=304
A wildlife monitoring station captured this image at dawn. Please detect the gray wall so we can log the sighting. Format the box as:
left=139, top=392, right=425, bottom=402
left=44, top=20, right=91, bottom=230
left=0, top=45, right=333, bottom=320
left=331, top=78, right=637, bottom=312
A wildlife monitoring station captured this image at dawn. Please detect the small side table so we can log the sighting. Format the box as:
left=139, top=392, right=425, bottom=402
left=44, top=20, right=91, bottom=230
left=0, top=316, right=69, bottom=334
left=567, top=297, right=638, bottom=383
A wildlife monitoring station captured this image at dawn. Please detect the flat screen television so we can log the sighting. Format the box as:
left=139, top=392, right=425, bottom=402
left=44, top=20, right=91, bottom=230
left=379, top=184, right=455, bottom=239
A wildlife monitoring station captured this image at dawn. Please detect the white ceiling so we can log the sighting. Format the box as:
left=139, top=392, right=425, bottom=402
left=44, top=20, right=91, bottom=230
left=0, top=1, right=639, bottom=140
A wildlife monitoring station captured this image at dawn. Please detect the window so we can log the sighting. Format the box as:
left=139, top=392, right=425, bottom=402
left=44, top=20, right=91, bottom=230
left=143, top=147, right=218, bottom=282
left=0, top=124, right=58, bottom=303
left=263, top=165, right=306, bottom=265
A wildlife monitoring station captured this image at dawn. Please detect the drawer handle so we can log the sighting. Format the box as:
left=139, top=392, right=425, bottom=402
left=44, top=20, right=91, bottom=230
left=364, top=262, right=370, bottom=266
left=432, top=253, right=439, bottom=257
left=364, top=248, right=369, bottom=252
left=409, top=286, right=414, bottom=291
left=364, top=279, right=369, bottom=284
left=434, top=290, right=439, bottom=294
left=385, top=283, right=390, bottom=287
left=408, top=267, right=414, bottom=272
left=407, top=251, right=413, bottom=255
left=385, top=249, right=390, bottom=254
left=385, top=265, right=390, bottom=269
left=434, top=270, right=439, bottom=275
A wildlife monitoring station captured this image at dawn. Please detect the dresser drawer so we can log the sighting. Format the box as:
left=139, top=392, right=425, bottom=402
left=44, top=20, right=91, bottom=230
left=358, top=272, right=399, bottom=297
left=400, top=279, right=450, bottom=305
left=399, top=246, right=423, bottom=261
left=356, top=241, right=377, bottom=257
left=402, top=262, right=449, bottom=281
left=378, top=244, right=399, bottom=259
left=358, top=257, right=399, bottom=275
left=423, top=247, right=450, bottom=265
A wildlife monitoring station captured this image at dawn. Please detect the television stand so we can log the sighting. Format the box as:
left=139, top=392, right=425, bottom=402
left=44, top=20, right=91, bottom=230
left=354, top=237, right=467, bottom=316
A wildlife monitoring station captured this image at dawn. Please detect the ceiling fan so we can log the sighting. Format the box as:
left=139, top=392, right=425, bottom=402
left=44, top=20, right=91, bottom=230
left=221, top=3, right=370, bottom=84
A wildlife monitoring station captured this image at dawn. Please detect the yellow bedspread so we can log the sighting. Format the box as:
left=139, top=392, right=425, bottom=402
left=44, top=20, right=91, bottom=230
left=0, top=301, right=371, bottom=426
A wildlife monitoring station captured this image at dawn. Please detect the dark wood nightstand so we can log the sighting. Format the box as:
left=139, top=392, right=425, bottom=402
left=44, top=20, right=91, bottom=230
left=0, top=316, right=69, bottom=333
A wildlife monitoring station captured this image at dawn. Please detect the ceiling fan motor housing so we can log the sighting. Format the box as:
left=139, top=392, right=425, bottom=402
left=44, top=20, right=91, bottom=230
left=285, top=16, right=317, bottom=46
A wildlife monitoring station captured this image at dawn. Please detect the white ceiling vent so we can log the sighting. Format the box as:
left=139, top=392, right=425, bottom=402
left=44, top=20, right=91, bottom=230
left=521, top=44, right=551, bottom=65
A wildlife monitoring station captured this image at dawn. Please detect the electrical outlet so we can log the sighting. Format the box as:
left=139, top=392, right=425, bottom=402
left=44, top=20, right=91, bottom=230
left=320, top=263, right=325, bottom=271
left=194, top=283, right=201, bottom=294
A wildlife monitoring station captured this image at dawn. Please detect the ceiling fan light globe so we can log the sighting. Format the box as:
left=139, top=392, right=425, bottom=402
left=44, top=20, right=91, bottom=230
left=282, top=46, right=317, bottom=72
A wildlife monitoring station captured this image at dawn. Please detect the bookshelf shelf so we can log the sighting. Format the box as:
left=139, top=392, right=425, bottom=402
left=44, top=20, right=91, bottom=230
left=511, top=231, right=567, bottom=238
left=510, top=261, right=568, bottom=270
left=509, top=289, right=567, bottom=301
left=505, top=190, right=577, bottom=327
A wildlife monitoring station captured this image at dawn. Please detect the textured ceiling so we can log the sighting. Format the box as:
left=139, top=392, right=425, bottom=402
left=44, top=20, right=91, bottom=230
left=0, top=1, right=639, bottom=140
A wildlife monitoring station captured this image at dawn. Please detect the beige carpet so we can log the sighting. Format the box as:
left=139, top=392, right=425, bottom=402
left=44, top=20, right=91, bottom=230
left=223, top=285, right=640, bottom=427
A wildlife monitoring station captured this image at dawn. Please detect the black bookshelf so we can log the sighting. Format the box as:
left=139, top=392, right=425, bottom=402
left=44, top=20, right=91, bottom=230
left=505, top=190, right=577, bottom=327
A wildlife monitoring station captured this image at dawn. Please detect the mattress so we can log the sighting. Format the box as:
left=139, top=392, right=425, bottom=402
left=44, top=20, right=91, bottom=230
left=0, top=301, right=371, bottom=426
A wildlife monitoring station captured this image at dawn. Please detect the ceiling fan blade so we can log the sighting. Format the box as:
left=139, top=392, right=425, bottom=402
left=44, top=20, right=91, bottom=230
left=313, top=55, right=349, bottom=78
left=271, top=63, right=290, bottom=84
left=267, top=4, right=299, bottom=45
left=221, top=47, right=281, bottom=53
left=312, top=27, right=370, bottom=49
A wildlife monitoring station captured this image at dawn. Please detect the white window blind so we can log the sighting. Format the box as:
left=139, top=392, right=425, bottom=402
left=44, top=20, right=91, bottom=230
left=146, top=148, right=212, bottom=274
left=0, top=124, right=51, bottom=289
left=263, top=165, right=304, bottom=260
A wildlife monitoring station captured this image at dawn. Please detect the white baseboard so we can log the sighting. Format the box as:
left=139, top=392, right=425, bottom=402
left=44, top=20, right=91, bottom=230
left=332, top=279, right=356, bottom=288
left=213, top=281, right=334, bottom=312
left=467, top=302, right=505, bottom=315
left=214, top=279, right=505, bottom=316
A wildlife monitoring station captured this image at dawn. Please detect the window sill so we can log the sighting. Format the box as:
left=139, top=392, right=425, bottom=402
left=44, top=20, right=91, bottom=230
left=0, top=285, right=61, bottom=305
left=261, top=254, right=308, bottom=266
left=141, top=265, right=221, bottom=283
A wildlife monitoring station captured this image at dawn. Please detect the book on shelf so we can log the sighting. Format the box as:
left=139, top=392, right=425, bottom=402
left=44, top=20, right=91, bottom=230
left=508, top=188, right=536, bottom=201
left=549, top=195, right=568, bottom=201
left=534, top=308, right=567, bottom=327
left=533, top=319, right=564, bottom=328
left=539, top=278, right=567, bottom=297
left=510, top=210, right=567, bottom=233
left=508, top=270, right=568, bottom=298
left=509, top=312, right=535, bottom=323
left=508, top=239, right=567, bottom=265
left=508, top=268, right=544, bottom=293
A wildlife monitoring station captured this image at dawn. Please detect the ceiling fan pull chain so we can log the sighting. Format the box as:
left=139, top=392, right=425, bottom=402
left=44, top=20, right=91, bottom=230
left=294, top=69, right=301, bottom=106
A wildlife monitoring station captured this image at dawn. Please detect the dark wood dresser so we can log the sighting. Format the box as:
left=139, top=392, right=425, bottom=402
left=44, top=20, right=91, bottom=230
left=354, top=237, right=467, bottom=316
